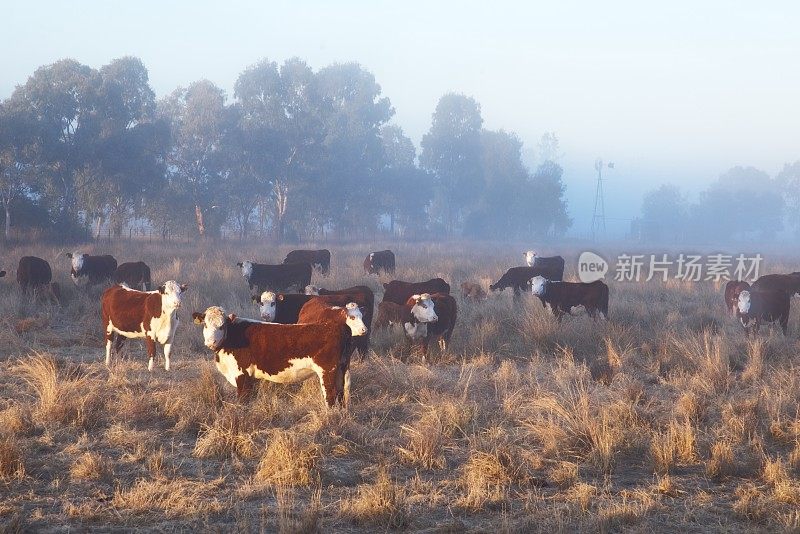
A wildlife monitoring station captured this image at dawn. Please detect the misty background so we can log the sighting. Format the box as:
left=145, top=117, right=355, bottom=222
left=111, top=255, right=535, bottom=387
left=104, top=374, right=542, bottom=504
left=1, top=1, right=799, bottom=244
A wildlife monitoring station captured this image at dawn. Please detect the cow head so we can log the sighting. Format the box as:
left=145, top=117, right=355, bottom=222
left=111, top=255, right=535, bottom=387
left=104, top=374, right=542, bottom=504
left=530, top=276, right=547, bottom=296
left=0, top=270, right=5, bottom=278
left=408, top=293, right=438, bottom=323
left=737, top=290, right=752, bottom=315
left=158, top=281, right=188, bottom=311
left=67, top=252, right=87, bottom=283
left=252, top=291, right=276, bottom=321
left=344, top=302, right=368, bottom=336
left=305, top=285, right=320, bottom=295
left=237, top=261, right=253, bottom=279
left=524, top=250, right=537, bottom=267
left=193, top=306, right=229, bottom=351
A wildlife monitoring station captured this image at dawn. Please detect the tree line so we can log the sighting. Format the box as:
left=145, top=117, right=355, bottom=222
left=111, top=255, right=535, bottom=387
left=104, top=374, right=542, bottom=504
left=635, top=164, right=800, bottom=243
left=0, top=57, right=570, bottom=243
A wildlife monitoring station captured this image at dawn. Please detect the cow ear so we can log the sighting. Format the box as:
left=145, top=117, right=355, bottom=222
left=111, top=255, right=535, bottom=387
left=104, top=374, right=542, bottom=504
left=278, top=294, right=285, bottom=301
left=158, top=284, right=166, bottom=294
left=192, top=313, right=205, bottom=324
left=228, top=313, right=237, bottom=322
left=66, top=252, right=72, bottom=258
left=251, top=295, right=260, bottom=303
left=180, top=284, right=189, bottom=292
left=236, top=262, right=243, bottom=268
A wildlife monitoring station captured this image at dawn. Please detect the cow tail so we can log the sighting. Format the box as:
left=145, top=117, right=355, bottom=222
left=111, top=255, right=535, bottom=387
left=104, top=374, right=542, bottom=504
left=601, top=283, right=610, bottom=319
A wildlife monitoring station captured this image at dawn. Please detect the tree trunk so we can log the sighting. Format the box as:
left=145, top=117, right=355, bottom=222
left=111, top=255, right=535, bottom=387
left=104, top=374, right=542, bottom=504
left=3, top=202, right=10, bottom=242
left=94, top=216, right=103, bottom=240
left=195, top=205, right=206, bottom=238
left=273, top=182, right=289, bottom=243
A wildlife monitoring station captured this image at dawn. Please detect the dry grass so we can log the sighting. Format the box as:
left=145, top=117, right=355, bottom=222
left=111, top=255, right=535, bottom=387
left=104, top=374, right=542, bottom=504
left=1, top=241, right=800, bottom=531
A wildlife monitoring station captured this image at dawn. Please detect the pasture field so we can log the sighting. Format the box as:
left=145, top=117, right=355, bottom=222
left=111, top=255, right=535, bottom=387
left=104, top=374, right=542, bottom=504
left=1, top=241, right=800, bottom=533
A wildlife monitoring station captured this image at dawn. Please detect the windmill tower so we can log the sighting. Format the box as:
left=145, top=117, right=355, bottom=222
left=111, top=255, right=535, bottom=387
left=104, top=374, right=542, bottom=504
left=590, top=158, right=614, bottom=241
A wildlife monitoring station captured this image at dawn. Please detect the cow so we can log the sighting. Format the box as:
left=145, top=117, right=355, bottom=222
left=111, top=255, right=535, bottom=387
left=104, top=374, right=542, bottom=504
left=283, top=249, right=331, bottom=275
left=751, top=273, right=800, bottom=296
left=236, top=261, right=312, bottom=293
left=101, top=281, right=188, bottom=371
left=298, top=298, right=367, bottom=363
left=490, top=257, right=565, bottom=297
left=114, top=261, right=152, bottom=291
left=382, top=278, right=450, bottom=305
left=460, top=281, right=487, bottom=301
left=530, top=276, right=609, bottom=321
left=374, top=301, right=407, bottom=330
left=67, top=252, right=117, bottom=287
left=364, top=250, right=395, bottom=274
left=724, top=281, right=751, bottom=317
left=737, top=289, right=791, bottom=336
left=192, top=306, right=352, bottom=406
left=17, top=256, right=60, bottom=304
left=304, top=284, right=375, bottom=355
left=402, top=293, right=457, bottom=356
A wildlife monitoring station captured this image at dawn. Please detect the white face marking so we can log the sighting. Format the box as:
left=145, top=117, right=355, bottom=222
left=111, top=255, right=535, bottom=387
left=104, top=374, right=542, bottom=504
left=738, top=291, right=752, bottom=314
left=216, top=349, right=244, bottom=386
left=70, top=252, right=86, bottom=272
left=345, top=302, right=367, bottom=336
left=258, top=291, right=277, bottom=321
left=531, top=276, right=547, bottom=296
left=404, top=321, right=428, bottom=340
left=240, top=261, right=253, bottom=279
left=524, top=250, right=537, bottom=267
left=410, top=294, right=437, bottom=323
left=304, top=285, right=320, bottom=295
left=369, top=253, right=374, bottom=260
left=201, top=306, right=227, bottom=349
left=159, top=280, right=184, bottom=312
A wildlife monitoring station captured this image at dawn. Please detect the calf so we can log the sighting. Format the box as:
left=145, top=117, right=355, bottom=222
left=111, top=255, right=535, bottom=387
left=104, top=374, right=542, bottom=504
left=114, top=261, right=152, bottom=291
left=490, top=259, right=565, bottom=297
left=364, top=250, right=395, bottom=274
left=67, top=252, right=117, bottom=287
left=236, top=260, right=312, bottom=293
left=752, top=273, right=800, bottom=296
left=382, top=278, right=450, bottom=305
left=17, top=256, right=60, bottom=304
left=737, top=289, right=791, bottom=336
left=284, top=249, right=331, bottom=274
left=460, top=281, right=487, bottom=301
left=724, top=281, right=751, bottom=317
left=101, top=281, right=188, bottom=371
left=192, top=306, right=352, bottom=406
left=407, top=293, right=457, bottom=356
left=530, top=276, right=608, bottom=321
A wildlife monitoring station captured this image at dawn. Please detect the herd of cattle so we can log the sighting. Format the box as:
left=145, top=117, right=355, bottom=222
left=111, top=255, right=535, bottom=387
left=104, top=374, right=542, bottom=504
left=0, top=248, right=797, bottom=407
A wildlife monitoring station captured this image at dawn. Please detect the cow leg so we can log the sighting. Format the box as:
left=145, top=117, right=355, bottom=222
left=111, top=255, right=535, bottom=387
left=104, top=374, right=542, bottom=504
left=781, top=316, right=789, bottom=336
left=145, top=336, right=157, bottom=372
left=438, top=337, right=447, bottom=352
left=319, top=367, right=340, bottom=408
left=235, top=374, right=256, bottom=402
left=105, top=332, right=114, bottom=367
left=163, top=342, right=172, bottom=371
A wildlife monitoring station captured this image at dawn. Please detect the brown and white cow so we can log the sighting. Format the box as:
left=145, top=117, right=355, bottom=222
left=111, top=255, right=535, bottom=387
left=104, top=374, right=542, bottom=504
left=724, top=280, right=750, bottom=317
left=530, top=276, right=608, bottom=321
left=101, top=281, right=187, bottom=371
left=375, top=293, right=451, bottom=356
left=114, top=261, right=152, bottom=291
left=284, top=249, right=331, bottom=275
left=382, top=278, right=450, bottom=305
left=67, top=252, right=117, bottom=287
left=364, top=250, right=395, bottom=274
left=192, top=306, right=352, bottom=406
left=237, top=260, right=312, bottom=293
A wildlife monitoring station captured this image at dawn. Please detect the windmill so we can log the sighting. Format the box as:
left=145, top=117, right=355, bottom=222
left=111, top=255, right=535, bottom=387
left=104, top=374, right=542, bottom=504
left=590, top=158, right=614, bottom=241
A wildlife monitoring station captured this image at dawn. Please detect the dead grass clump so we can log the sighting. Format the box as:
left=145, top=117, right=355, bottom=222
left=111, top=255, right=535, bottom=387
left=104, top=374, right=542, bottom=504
left=255, top=431, right=319, bottom=487
left=15, top=353, right=105, bottom=429
left=650, top=419, right=697, bottom=474
left=706, top=441, right=736, bottom=481
left=398, top=409, right=448, bottom=470
left=0, top=406, right=31, bottom=436
left=549, top=461, right=579, bottom=489
left=567, top=482, right=597, bottom=512
left=113, top=477, right=225, bottom=517
left=194, top=405, right=259, bottom=459
left=70, top=452, right=110, bottom=481
left=674, top=391, right=704, bottom=423
left=733, top=483, right=772, bottom=523
left=339, top=468, right=409, bottom=529
left=0, top=436, right=25, bottom=481
left=162, top=366, right=226, bottom=434
left=274, top=484, right=321, bottom=534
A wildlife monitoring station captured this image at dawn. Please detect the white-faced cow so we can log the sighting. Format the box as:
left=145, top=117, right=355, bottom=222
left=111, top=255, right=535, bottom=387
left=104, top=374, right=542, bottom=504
left=530, top=276, right=609, bottom=321
left=382, top=278, right=450, bottom=305
left=724, top=281, right=750, bottom=317
left=236, top=260, right=312, bottom=293
left=737, top=289, right=791, bottom=337
left=67, top=252, right=117, bottom=287
left=192, top=306, right=352, bottom=406
left=101, top=281, right=188, bottom=371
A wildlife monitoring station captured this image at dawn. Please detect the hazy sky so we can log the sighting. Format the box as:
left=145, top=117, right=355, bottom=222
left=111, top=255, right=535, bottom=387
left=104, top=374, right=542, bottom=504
left=3, top=1, right=799, bottom=237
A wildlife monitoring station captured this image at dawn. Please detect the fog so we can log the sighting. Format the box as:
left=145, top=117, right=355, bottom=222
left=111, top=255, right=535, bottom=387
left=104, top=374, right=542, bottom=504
left=2, top=1, right=799, bottom=243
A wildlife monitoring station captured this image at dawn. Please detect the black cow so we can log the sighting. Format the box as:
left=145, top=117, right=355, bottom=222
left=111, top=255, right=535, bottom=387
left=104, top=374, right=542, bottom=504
left=364, top=250, right=395, bottom=274
left=114, top=261, right=152, bottom=291
left=236, top=261, right=312, bottom=293
left=737, top=289, right=791, bottom=336
left=490, top=256, right=565, bottom=297
left=67, top=252, right=117, bottom=287
left=284, top=249, right=331, bottom=275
